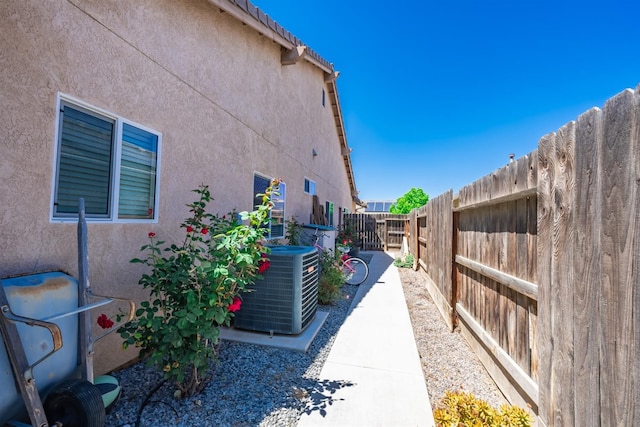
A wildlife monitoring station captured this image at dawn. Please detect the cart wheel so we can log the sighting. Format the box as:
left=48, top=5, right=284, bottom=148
left=44, top=379, right=105, bottom=427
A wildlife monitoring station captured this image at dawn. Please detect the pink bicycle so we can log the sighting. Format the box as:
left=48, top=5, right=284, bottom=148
left=310, top=229, right=369, bottom=286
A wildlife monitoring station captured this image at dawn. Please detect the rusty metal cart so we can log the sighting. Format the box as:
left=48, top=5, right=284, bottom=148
left=0, top=200, right=134, bottom=427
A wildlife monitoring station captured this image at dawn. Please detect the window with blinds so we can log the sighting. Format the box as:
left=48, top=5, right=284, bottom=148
left=253, top=174, right=285, bottom=239
left=53, top=100, right=160, bottom=222
left=119, top=124, right=158, bottom=219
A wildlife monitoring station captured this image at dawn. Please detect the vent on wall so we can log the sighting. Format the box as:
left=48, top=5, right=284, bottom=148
left=234, top=245, right=319, bottom=335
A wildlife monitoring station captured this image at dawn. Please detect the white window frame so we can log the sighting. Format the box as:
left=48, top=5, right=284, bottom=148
left=50, top=94, right=162, bottom=223
left=304, top=177, right=316, bottom=195
left=253, top=172, right=286, bottom=239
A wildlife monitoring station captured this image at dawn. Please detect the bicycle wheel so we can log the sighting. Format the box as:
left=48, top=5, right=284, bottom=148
left=342, top=257, right=369, bottom=285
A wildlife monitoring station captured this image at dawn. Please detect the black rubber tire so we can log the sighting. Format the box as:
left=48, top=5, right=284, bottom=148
left=44, top=379, right=106, bottom=427
left=342, top=257, right=369, bottom=285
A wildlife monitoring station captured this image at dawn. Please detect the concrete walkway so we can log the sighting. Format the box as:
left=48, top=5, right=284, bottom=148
left=297, top=251, right=435, bottom=427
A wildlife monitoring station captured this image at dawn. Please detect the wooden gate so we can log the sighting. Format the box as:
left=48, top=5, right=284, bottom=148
left=343, top=213, right=408, bottom=251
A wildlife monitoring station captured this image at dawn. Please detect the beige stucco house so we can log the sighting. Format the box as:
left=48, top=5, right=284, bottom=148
left=0, top=0, right=358, bottom=373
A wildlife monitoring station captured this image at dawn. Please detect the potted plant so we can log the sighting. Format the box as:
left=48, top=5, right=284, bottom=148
left=337, top=224, right=361, bottom=257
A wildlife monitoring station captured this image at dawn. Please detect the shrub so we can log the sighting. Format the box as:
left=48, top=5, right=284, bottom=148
left=285, top=215, right=304, bottom=245
left=393, top=253, right=414, bottom=268
left=118, top=180, right=279, bottom=397
left=433, top=391, right=533, bottom=427
left=316, top=249, right=344, bottom=305
left=318, top=262, right=344, bottom=305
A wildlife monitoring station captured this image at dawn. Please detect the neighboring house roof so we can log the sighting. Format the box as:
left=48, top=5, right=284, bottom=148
left=207, top=0, right=360, bottom=205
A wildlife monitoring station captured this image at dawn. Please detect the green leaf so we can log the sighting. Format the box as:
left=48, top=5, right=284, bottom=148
left=235, top=252, right=252, bottom=265
left=214, top=309, right=227, bottom=324
left=214, top=266, right=229, bottom=277
left=208, top=294, right=217, bottom=306
left=199, top=260, right=212, bottom=273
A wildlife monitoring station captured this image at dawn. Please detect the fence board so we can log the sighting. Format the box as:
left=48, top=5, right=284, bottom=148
left=634, top=87, right=640, bottom=427
left=537, top=131, right=554, bottom=424
left=527, top=151, right=539, bottom=384
left=414, top=191, right=454, bottom=329
left=553, top=121, right=576, bottom=426
left=599, top=89, right=637, bottom=425
left=572, top=107, right=603, bottom=427
left=515, top=195, right=529, bottom=374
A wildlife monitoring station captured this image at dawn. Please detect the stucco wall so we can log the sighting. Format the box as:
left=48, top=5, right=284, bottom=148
left=0, top=0, right=354, bottom=373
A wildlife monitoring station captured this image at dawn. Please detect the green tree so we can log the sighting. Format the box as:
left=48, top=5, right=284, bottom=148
left=389, top=188, right=429, bottom=214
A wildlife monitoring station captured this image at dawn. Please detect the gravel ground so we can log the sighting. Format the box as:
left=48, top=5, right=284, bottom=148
left=105, top=257, right=506, bottom=426
left=105, top=283, right=360, bottom=427
left=397, top=265, right=508, bottom=411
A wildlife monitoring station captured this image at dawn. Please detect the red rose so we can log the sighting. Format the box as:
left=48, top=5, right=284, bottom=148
left=97, top=313, right=114, bottom=329
left=258, top=254, right=270, bottom=274
left=148, top=232, right=156, bottom=238
left=186, top=226, right=194, bottom=233
left=228, top=297, right=242, bottom=313
left=258, top=261, right=270, bottom=273
left=201, top=228, right=209, bottom=235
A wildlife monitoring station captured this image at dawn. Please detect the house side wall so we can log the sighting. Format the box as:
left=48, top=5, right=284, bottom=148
left=0, top=0, right=353, bottom=372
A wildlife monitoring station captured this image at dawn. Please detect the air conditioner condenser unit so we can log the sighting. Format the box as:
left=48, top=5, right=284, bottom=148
left=234, top=245, right=319, bottom=335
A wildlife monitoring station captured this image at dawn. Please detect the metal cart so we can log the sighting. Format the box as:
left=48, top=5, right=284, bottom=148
left=0, top=200, right=134, bottom=426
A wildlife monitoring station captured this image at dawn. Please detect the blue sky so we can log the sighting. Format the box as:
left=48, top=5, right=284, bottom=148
left=252, top=0, right=640, bottom=201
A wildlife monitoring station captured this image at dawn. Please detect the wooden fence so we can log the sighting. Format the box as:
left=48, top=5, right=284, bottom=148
left=392, top=85, right=640, bottom=426
left=343, top=213, right=406, bottom=251
left=409, top=192, right=454, bottom=330
left=454, top=152, right=539, bottom=413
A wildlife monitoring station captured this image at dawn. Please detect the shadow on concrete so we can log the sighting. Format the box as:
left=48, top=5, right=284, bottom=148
left=300, top=378, right=355, bottom=418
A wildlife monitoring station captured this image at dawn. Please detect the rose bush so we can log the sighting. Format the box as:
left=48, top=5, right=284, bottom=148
left=118, top=180, right=279, bottom=397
